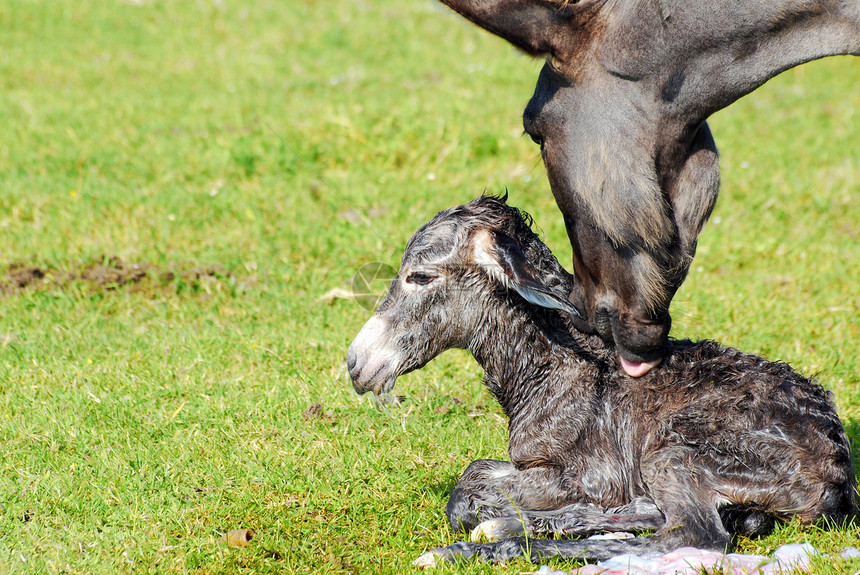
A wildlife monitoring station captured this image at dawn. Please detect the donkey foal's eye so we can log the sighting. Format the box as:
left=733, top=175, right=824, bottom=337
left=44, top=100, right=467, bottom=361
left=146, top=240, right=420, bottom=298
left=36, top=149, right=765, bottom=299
left=405, top=272, right=435, bottom=285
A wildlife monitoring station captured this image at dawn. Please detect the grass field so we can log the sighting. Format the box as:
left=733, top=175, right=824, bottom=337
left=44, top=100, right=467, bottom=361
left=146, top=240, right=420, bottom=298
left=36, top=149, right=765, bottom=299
left=0, top=1, right=858, bottom=573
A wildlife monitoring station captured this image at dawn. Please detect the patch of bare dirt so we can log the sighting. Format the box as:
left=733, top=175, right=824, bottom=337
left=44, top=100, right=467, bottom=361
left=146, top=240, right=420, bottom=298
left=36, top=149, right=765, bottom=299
left=0, top=257, right=248, bottom=297
left=302, top=402, right=337, bottom=424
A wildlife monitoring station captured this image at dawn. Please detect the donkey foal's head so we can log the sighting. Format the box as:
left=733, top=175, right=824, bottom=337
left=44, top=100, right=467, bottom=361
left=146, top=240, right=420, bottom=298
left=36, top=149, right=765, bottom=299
left=347, top=195, right=579, bottom=395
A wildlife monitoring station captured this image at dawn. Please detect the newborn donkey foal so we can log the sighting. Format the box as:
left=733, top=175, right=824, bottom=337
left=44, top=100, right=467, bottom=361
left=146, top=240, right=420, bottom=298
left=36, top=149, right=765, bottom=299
left=346, top=195, right=857, bottom=565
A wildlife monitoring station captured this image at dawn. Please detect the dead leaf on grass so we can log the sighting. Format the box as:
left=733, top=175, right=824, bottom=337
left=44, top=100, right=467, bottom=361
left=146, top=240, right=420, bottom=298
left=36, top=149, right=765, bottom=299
left=221, top=528, right=255, bottom=547
left=319, top=287, right=355, bottom=304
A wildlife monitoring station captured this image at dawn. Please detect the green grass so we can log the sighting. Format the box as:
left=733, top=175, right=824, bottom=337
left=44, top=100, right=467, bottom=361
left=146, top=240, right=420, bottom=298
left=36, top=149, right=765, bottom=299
left=0, top=1, right=858, bottom=573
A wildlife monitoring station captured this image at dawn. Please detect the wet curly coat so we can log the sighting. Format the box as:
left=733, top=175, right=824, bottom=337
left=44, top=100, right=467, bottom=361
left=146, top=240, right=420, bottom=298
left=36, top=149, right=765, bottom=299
left=346, top=195, right=857, bottom=564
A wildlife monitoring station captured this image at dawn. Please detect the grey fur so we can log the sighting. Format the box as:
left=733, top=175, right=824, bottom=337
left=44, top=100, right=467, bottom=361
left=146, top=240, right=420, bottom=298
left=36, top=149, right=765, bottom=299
left=347, top=195, right=857, bottom=565
left=432, top=0, right=860, bottom=368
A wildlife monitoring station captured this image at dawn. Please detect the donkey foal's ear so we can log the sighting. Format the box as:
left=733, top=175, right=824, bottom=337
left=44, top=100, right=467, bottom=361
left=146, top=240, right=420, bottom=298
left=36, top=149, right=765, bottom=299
left=482, top=231, right=582, bottom=317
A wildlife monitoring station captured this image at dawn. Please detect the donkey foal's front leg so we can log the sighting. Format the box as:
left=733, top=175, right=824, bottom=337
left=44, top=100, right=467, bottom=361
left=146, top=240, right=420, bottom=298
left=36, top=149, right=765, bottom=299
left=446, top=459, right=575, bottom=533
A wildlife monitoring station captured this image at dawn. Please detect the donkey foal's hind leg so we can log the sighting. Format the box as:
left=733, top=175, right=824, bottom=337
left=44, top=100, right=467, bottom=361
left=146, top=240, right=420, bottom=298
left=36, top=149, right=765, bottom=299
left=471, top=497, right=665, bottom=541
left=413, top=534, right=675, bottom=566
left=525, top=497, right=665, bottom=537
left=449, top=459, right=665, bottom=542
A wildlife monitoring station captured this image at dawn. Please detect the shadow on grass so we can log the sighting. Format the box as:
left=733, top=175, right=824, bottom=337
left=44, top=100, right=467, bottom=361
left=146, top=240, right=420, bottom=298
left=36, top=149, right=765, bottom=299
left=424, top=476, right=460, bottom=502
left=843, top=417, right=860, bottom=483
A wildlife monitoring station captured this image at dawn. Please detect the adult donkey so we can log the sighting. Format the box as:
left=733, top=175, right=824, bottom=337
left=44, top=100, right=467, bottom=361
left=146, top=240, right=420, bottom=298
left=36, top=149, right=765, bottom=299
left=436, top=0, right=860, bottom=377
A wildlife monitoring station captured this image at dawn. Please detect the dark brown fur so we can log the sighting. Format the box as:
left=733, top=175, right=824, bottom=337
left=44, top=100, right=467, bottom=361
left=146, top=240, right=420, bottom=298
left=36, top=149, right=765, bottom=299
left=347, top=195, right=857, bottom=564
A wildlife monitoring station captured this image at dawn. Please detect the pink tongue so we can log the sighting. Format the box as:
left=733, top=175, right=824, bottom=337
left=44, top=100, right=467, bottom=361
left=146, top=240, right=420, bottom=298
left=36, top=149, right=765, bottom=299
left=619, top=355, right=662, bottom=378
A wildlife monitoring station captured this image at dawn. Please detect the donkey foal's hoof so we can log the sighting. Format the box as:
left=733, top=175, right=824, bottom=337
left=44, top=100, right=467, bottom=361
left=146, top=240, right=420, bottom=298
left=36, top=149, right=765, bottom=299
left=471, top=517, right=525, bottom=541
left=413, top=549, right=447, bottom=568
left=413, top=542, right=479, bottom=567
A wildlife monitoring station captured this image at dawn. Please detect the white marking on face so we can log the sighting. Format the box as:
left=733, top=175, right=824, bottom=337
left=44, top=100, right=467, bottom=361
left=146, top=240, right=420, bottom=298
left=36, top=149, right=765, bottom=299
left=347, top=315, right=402, bottom=393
